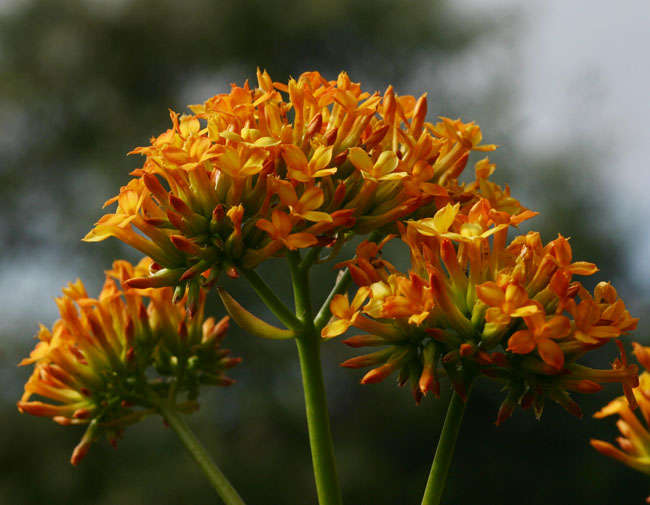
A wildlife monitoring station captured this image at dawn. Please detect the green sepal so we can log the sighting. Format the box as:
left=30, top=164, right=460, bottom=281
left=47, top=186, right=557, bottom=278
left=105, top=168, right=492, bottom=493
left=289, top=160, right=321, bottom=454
left=217, top=288, right=295, bottom=340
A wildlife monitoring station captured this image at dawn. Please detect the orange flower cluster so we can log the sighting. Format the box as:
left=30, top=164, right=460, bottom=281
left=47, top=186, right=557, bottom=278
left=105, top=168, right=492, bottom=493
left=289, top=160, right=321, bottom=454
left=18, top=258, right=239, bottom=464
left=591, top=344, right=650, bottom=480
left=83, top=70, right=499, bottom=294
left=323, top=201, right=638, bottom=420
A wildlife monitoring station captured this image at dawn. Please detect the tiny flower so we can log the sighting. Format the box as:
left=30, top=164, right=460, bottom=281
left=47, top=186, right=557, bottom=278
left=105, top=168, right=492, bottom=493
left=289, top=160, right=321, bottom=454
left=507, top=312, right=571, bottom=370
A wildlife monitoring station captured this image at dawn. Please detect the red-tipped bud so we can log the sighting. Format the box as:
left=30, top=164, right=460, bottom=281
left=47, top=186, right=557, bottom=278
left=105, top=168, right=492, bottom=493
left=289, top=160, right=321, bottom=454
left=459, top=343, right=475, bottom=358
left=171, top=235, right=203, bottom=256
left=306, top=113, right=323, bottom=138
left=212, top=204, right=226, bottom=223
left=361, top=363, right=395, bottom=384
left=410, top=94, right=427, bottom=137
left=70, top=440, right=91, bottom=466
left=333, top=150, right=348, bottom=166
left=496, top=399, right=515, bottom=426
left=342, top=335, right=388, bottom=347
left=364, top=124, right=390, bottom=149
left=169, top=195, right=193, bottom=218
left=142, top=173, right=168, bottom=203
left=325, top=128, right=338, bottom=145
left=567, top=379, right=603, bottom=394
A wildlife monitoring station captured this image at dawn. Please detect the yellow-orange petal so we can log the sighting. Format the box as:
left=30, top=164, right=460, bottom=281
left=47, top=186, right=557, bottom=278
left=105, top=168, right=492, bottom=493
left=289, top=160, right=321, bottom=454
left=570, top=261, right=599, bottom=276
left=510, top=304, right=541, bottom=318
left=348, top=147, right=373, bottom=172
left=507, top=330, right=536, bottom=354
left=285, top=233, right=318, bottom=249
left=537, top=338, right=565, bottom=370
left=485, top=307, right=510, bottom=325
left=321, top=319, right=351, bottom=339
left=476, top=282, right=505, bottom=307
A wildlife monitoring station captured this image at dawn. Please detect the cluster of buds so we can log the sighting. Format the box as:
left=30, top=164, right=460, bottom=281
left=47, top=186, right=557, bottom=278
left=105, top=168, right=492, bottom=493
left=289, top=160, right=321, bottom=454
left=18, top=258, right=239, bottom=464
left=82, top=70, right=503, bottom=297
left=591, top=344, right=650, bottom=484
left=323, top=200, right=639, bottom=421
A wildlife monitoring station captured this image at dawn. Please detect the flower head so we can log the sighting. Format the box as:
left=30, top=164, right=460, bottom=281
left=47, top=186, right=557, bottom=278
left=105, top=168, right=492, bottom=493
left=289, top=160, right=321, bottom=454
left=323, top=202, right=638, bottom=418
left=591, top=343, right=650, bottom=482
left=84, top=69, right=510, bottom=296
left=18, top=258, right=239, bottom=464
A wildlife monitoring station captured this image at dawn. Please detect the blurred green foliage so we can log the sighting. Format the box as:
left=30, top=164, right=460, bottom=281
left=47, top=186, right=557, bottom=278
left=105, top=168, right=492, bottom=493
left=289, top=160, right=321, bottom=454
left=1, top=0, right=647, bottom=503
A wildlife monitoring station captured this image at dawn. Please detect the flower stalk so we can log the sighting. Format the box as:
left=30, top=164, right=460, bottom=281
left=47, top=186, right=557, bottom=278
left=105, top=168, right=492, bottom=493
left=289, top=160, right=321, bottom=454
left=295, top=333, right=343, bottom=505
left=421, top=390, right=470, bottom=505
left=289, top=250, right=343, bottom=505
left=158, top=401, right=247, bottom=505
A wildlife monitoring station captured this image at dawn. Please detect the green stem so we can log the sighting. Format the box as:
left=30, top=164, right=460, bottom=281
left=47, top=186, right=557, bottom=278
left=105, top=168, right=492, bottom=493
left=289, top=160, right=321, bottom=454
left=295, top=333, right=343, bottom=505
left=420, top=391, right=470, bottom=505
left=313, top=229, right=383, bottom=332
left=240, top=268, right=302, bottom=330
left=288, top=251, right=313, bottom=322
left=313, top=270, right=351, bottom=332
left=288, top=250, right=342, bottom=505
left=159, top=402, right=246, bottom=505
left=299, top=246, right=323, bottom=271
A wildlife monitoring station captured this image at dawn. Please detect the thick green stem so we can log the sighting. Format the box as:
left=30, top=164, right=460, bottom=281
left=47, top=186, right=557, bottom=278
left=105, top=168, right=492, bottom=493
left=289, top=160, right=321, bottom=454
left=288, top=250, right=342, bottom=505
left=295, top=333, right=343, bottom=505
left=240, top=268, right=302, bottom=330
left=421, top=391, right=469, bottom=505
left=288, top=251, right=313, bottom=322
left=159, top=403, right=246, bottom=505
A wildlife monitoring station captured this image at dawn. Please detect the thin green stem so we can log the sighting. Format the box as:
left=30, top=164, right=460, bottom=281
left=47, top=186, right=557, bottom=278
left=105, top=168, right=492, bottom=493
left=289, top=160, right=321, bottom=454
left=295, top=333, right=343, bottom=505
left=313, top=270, right=351, bottom=332
left=240, top=268, right=302, bottom=330
left=313, top=229, right=383, bottom=332
left=420, top=391, right=470, bottom=505
left=159, top=402, right=246, bottom=505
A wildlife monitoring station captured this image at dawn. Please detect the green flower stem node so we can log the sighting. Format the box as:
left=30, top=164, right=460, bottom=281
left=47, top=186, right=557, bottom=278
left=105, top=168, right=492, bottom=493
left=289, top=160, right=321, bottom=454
left=421, top=390, right=470, bottom=505
left=159, top=402, right=247, bottom=505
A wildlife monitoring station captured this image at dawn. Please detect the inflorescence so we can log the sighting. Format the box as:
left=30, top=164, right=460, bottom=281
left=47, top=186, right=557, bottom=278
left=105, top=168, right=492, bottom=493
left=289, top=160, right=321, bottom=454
left=18, top=258, right=239, bottom=464
left=21, top=69, right=640, bottom=463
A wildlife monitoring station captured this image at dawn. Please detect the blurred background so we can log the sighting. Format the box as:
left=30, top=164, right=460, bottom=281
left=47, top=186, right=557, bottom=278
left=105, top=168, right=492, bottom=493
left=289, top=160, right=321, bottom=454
left=1, top=0, right=649, bottom=503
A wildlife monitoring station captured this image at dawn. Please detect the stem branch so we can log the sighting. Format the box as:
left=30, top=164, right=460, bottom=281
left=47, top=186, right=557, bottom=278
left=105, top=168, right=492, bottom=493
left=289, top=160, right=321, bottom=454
left=313, top=270, right=351, bottom=332
left=240, top=268, right=302, bottom=330
left=159, top=403, right=246, bottom=505
left=421, top=391, right=470, bottom=505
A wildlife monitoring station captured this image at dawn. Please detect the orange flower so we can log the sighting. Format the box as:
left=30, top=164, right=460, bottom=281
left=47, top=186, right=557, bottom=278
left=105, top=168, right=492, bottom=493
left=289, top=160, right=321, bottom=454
left=85, top=69, right=517, bottom=290
left=507, top=312, right=571, bottom=370
left=18, top=259, right=239, bottom=464
left=324, top=203, right=638, bottom=420
left=476, top=279, right=541, bottom=325
left=321, top=287, right=371, bottom=339
left=591, top=344, right=650, bottom=484
left=256, top=210, right=319, bottom=250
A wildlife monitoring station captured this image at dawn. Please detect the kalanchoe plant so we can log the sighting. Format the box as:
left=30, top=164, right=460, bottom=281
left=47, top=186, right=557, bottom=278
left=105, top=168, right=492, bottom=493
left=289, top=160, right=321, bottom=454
left=20, top=69, right=640, bottom=505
